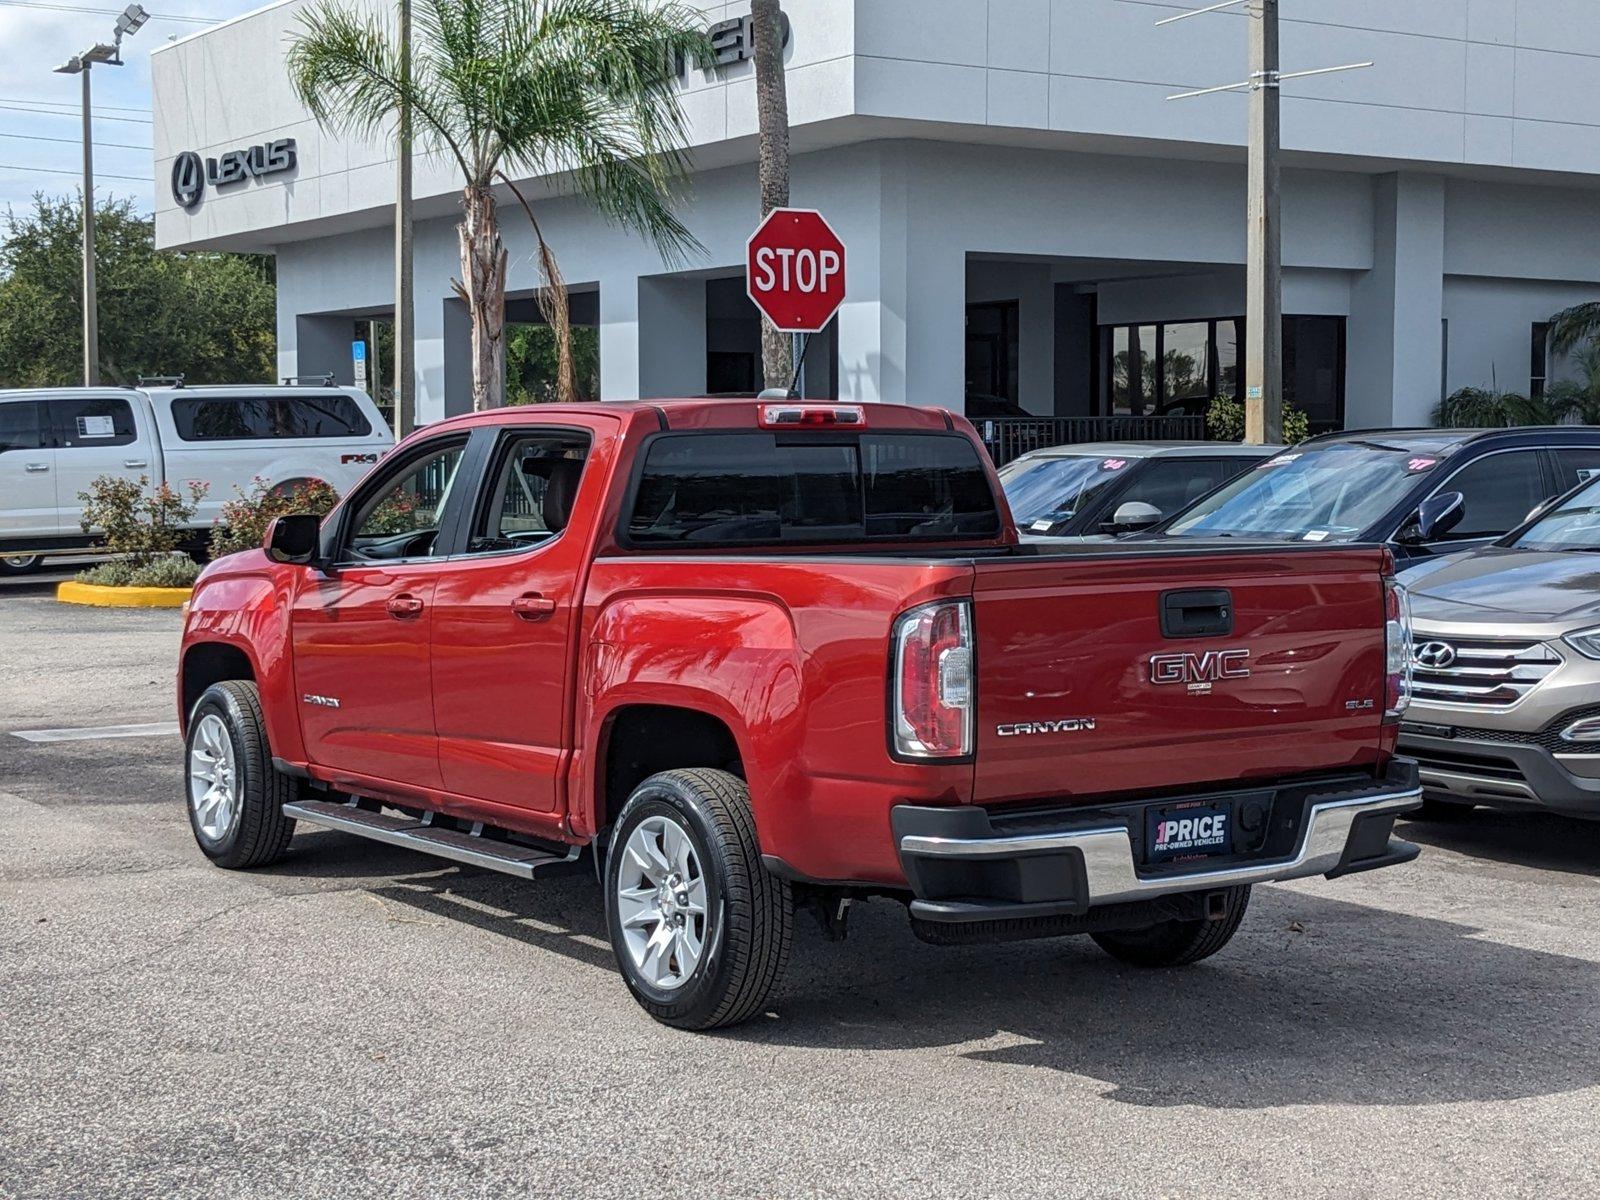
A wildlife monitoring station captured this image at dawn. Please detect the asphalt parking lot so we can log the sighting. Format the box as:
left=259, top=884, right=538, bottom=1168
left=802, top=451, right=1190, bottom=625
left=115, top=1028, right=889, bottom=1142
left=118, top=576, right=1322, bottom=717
left=2, top=587, right=1598, bottom=1200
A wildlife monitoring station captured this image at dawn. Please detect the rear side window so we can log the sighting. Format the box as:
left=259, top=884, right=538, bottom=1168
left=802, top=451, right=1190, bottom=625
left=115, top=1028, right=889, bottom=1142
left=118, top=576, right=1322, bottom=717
left=1437, top=450, right=1547, bottom=540
left=0, top=400, right=45, bottom=451
left=627, top=432, right=1001, bottom=546
left=170, top=394, right=371, bottom=441
left=1115, top=458, right=1233, bottom=522
left=48, top=397, right=137, bottom=448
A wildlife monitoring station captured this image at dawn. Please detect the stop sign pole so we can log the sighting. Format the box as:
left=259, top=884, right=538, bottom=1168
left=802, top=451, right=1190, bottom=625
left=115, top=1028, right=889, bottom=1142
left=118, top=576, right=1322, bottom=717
left=746, top=208, right=847, bottom=397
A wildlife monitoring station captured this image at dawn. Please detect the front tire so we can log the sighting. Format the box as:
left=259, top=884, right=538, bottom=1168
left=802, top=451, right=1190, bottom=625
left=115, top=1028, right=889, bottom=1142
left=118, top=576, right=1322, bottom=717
left=185, top=680, right=296, bottom=869
left=0, top=554, right=43, bottom=575
left=1091, top=885, right=1251, bottom=967
left=605, top=769, right=792, bottom=1030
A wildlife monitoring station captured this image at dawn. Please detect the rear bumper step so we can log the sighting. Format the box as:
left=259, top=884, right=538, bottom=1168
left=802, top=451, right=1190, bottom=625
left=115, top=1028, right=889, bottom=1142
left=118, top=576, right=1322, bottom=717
left=283, top=798, right=583, bottom=879
left=894, top=759, right=1421, bottom=923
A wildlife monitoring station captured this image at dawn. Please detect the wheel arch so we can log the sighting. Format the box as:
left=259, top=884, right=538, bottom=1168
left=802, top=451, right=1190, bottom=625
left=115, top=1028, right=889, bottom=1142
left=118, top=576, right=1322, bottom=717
left=181, top=641, right=256, bottom=726
left=592, top=704, right=746, bottom=839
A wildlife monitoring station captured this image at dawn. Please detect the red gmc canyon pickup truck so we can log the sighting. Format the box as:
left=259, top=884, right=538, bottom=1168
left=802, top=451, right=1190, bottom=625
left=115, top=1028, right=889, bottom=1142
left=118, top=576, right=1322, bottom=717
left=178, top=399, right=1422, bottom=1029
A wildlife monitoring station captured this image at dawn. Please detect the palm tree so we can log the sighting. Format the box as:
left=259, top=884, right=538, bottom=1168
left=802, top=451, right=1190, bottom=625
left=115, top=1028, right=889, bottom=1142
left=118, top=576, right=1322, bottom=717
left=751, top=0, right=791, bottom=392
left=1548, top=342, right=1600, bottom=425
left=288, top=0, right=709, bottom=409
left=1549, top=301, right=1600, bottom=357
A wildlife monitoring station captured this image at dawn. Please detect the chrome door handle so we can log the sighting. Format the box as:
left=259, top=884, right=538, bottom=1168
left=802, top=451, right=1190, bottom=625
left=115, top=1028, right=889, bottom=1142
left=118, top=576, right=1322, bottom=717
left=512, top=593, right=558, bottom=621
left=123, top=459, right=148, bottom=469
left=24, top=463, right=49, bottom=473
left=385, top=594, right=425, bottom=619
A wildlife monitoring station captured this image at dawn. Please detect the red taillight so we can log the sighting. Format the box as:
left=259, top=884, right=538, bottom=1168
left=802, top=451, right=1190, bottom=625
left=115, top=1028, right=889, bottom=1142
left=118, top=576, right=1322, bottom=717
left=892, top=600, right=973, bottom=758
left=759, top=404, right=865, bottom=429
left=1384, top=577, right=1413, bottom=722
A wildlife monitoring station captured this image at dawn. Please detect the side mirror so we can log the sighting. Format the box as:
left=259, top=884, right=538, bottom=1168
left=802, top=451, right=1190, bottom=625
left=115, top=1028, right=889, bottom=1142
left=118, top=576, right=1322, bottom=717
left=265, top=513, right=322, bottom=566
left=1410, top=491, right=1465, bottom=543
left=1109, top=500, right=1164, bottom=533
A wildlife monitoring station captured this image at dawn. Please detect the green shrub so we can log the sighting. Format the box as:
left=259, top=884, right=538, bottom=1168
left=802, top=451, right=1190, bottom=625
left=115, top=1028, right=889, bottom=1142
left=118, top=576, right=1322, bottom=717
left=78, top=475, right=206, bottom=565
left=76, top=555, right=201, bottom=589
left=1206, top=396, right=1310, bottom=445
left=210, top=476, right=340, bottom=559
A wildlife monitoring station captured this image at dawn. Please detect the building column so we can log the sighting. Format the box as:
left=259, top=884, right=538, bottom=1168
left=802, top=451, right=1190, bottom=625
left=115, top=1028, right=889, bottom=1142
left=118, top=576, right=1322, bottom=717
left=834, top=161, right=965, bottom=409
left=598, top=271, right=642, bottom=401
left=637, top=275, right=707, bottom=398
left=1348, top=173, right=1445, bottom=428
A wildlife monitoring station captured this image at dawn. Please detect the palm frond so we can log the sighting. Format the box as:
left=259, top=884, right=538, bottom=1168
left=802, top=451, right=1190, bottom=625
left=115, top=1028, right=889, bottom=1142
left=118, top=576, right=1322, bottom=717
left=286, top=1, right=472, bottom=179
left=1549, top=301, right=1600, bottom=357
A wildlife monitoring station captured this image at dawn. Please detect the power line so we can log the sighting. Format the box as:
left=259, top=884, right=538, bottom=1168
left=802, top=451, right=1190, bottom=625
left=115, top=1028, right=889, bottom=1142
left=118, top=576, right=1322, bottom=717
left=0, top=102, right=151, bottom=124
left=0, top=94, right=151, bottom=113
left=1, top=130, right=151, bottom=151
left=0, top=1, right=215, bottom=23
left=0, top=160, right=149, bottom=182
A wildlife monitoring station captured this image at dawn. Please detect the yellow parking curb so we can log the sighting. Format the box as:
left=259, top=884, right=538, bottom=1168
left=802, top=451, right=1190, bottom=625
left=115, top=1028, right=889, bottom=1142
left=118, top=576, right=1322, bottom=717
left=56, top=581, right=193, bottom=608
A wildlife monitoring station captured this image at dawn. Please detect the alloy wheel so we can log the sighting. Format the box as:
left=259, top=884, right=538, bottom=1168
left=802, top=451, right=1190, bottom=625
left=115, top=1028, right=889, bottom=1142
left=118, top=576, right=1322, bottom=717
left=614, top=813, right=710, bottom=991
left=188, top=713, right=241, bottom=843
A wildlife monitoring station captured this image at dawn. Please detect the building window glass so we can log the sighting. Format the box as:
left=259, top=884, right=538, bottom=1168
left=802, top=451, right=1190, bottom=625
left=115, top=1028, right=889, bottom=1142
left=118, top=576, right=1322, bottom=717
left=1110, top=326, right=1133, bottom=415
left=965, top=301, right=1020, bottom=408
left=1096, top=315, right=1344, bottom=433
left=1161, top=322, right=1211, bottom=416
left=1531, top=322, right=1551, bottom=399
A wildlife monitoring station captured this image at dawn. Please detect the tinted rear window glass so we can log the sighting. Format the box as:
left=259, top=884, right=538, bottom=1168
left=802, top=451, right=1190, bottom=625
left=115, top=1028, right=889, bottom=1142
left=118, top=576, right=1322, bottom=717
left=49, top=396, right=137, bottom=448
left=171, top=394, right=371, bottom=441
left=627, top=432, right=1001, bottom=546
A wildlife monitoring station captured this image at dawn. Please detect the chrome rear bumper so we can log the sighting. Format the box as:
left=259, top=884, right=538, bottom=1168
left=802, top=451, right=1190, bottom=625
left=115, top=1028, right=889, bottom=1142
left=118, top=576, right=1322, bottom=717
left=893, top=761, right=1422, bottom=923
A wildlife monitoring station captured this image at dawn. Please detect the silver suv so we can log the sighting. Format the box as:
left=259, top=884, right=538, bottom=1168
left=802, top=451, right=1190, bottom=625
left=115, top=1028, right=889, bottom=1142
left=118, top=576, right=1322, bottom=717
left=1398, top=476, right=1600, bottom=820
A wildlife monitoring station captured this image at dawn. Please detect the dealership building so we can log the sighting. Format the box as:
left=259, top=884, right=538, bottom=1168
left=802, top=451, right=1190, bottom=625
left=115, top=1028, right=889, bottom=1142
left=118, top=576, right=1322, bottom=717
left=153, top=0, right=1600, bottom=435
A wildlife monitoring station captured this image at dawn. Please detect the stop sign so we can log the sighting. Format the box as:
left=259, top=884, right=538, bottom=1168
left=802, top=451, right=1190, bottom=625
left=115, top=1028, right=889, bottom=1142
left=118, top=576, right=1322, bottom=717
left=746, top=208, right=846, bottom=334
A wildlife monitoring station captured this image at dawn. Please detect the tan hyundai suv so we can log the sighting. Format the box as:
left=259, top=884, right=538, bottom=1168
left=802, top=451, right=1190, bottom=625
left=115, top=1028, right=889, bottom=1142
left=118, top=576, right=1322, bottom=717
left=1398, top=477, right=1600, bottom=820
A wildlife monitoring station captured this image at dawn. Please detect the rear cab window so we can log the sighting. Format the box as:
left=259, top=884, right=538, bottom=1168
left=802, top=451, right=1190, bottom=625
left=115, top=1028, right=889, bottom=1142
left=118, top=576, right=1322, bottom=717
left=170, top=393, right=371, bottom=441
left=47, top=396, right=138, bottom=449
left=625, top=432, right=1001, bottom=547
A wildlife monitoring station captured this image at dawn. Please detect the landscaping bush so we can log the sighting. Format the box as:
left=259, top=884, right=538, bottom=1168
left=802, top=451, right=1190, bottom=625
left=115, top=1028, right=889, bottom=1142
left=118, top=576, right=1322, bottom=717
left=210, top=476, right=340, bottom=559
left=77, top=555, right=201, bottom=588
left=77, top=475, right=206, bottom=566
left=1206, top=396, right=1310, bottom=445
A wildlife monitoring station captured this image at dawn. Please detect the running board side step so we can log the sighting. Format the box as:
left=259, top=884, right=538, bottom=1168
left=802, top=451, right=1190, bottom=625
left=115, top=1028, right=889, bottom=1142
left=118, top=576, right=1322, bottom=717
left=283, top=798, right=584, bottom=879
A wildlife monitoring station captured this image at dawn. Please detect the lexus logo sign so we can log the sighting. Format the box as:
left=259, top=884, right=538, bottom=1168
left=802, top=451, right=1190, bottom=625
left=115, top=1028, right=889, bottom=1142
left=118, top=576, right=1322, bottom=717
left=170, top=138, right=297, bottom=209
left=171, top=152, right=204, bottom=209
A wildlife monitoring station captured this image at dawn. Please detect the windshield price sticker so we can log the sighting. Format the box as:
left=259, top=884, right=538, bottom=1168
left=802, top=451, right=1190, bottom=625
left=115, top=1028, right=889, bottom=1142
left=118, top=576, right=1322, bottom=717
left=1101, top=459, right=1129, bottom=471
left=1264, top=453, right=1302, bottom=468
left=1303, top=530, right=1331, bottom=542
left=76, top=415, right=116, bottom=439
left=1406, top=457, right=1438, bottom=473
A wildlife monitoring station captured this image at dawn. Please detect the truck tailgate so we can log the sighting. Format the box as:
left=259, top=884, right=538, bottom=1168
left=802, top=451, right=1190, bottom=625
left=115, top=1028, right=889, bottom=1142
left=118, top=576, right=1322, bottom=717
left=971, top=545, right=1391, bottom=804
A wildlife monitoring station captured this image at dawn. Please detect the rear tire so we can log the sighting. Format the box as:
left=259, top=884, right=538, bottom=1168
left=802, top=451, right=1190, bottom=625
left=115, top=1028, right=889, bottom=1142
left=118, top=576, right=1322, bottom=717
left=184, top=680, right=296, bottom=869
left=605, top=769, right=792, bottom=1030
left=1091, top=885, right=1251, bottom=967
left=0, top=554, right=43, bottom=575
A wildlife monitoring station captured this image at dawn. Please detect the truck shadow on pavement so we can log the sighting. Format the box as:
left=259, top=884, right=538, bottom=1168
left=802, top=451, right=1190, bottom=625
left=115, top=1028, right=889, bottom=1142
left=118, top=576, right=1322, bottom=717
left=324, top=844, right=1600, bottom=1112
left=1399, top=811, right=1600, bottom=877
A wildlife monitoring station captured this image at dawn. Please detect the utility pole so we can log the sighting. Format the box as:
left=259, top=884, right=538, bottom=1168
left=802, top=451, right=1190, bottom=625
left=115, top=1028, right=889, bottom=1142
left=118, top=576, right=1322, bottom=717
left=79, top=63, right=99, bottom=387
left=1161, top=0, right=1370, bottom=444
left=394, top=0, right=416, bottom=436
left=1244, top=0, right=1282, bottom=444
left=54, top=6, right=147, bottom=388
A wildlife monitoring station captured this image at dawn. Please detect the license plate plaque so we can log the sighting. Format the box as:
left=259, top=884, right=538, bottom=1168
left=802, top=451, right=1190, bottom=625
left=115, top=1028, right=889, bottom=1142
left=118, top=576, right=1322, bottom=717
left=1145, top=799, right=1233, bottom=864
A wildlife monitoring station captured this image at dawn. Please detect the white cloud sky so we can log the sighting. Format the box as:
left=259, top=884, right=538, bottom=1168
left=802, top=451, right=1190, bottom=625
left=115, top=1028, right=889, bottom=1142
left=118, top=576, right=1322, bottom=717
left=0, top=0, right=267, bottom=216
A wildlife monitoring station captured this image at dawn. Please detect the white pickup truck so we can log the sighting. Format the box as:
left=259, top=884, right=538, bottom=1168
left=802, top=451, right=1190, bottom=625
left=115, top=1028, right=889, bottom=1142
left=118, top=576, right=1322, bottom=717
left=0, top=384, right=393, bottom=573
